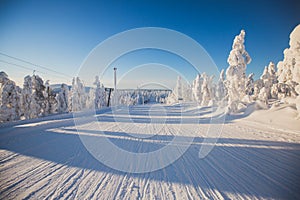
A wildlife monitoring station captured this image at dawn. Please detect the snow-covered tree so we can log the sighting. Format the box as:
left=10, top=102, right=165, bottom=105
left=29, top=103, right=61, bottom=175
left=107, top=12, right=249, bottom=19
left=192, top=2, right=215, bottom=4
left=44, top=80, right=57, bottom=115
left=29, top=75, right=46, bottom=118
left=259, top=62, right=278, bottom=99
left=268, top=62, right=277, bottom=84
left=258, top=87, right=269, bottom=107
left=201, top=73, right=212, bottom=106
left=267, top=62, right=279, bottom=99
left=87, top=88, right=96, bottom=109
left=20, top=75, right=32, bottom=119
left=100, top=84, right=106, bottom=107
left=215, top=69, right=227, bottom=103
left=56, top=83, right=69, bottom=113
left=192, top=74, right=202, bottom=103
left=225, top=29, right=252, bottom=113
left=182, top=82, right=193, bottom=102
left=277, top=25, right=300, bottom=98
left=260, top=66, right=272, bottom=98
left=174, top=76, right=183, bottom=100
left=296, top=85, right=300, bottom=118
left=91, top=76, right=106, bottom=109
left=245, top=73, right=254, bottom=96
left=0, top=72, right=21, bottom=122
left=276, top=24, right=300, bottom=116
left=70, top=77, right=86, bottom=111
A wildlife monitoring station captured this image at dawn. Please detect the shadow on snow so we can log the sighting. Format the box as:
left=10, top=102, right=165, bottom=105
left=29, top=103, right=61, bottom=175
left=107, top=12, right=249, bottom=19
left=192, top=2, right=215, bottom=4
left=0, top=104, right=299, bottom=199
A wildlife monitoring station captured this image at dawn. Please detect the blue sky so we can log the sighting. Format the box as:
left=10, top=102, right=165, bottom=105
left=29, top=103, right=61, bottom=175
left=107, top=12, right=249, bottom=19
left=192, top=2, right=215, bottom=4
left=0, top=0, right=299, bottom=88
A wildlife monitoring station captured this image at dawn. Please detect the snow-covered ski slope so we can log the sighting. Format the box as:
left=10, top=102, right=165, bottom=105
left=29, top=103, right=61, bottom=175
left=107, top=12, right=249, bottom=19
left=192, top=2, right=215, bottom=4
left=0, top=103, right=299, bottom=199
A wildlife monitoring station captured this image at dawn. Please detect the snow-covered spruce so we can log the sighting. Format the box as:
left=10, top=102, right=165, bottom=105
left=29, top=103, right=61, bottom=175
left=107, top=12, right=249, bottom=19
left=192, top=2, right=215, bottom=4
left=44, top=80, right=58, bottom=115
left=215, top=69, right=227, bottom=104
left=225, top=29, right=251, bottom=113
left=69, top=77, right=86, bottom=112
left=87, top=76, right=106, bottom=109
left=0, top=72, right=21, bottom=122
left=245, top=73, right=254, bottom=96
left=169, top=75, right=191, bottom=103
left=276, top=24, right=300, bottom=115
left=255, top=62, right=278, bottom=106
left=30, top=75, right=47, bottom=118
left=56, top=83, right=69, bottom=113
left=200, top=73, right=212, bottom=106
left=20, top=75, right=33, bottom=120
left=192, top=74, right=202, bottom=103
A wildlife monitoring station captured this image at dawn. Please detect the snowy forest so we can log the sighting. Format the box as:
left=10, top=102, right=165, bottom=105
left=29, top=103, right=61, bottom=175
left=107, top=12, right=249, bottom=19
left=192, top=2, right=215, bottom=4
left=0, top=72, right=170, bottom=122
left=169, top=25, right=300, bottom=116
left=1, top=25, right=299, bottom=123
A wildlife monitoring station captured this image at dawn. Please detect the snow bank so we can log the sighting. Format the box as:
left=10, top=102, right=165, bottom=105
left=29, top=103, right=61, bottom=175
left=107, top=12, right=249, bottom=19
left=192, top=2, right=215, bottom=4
left=245, top=103, right=300, bottom=132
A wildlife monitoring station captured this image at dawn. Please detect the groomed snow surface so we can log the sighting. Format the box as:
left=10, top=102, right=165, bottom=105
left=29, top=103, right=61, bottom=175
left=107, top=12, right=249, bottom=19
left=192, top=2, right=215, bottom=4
left=0, top=103, right=299, bottom=199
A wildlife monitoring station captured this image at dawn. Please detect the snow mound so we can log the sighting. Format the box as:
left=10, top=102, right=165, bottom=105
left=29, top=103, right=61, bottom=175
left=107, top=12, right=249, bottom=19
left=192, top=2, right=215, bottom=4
left=245, top=103, right=300, bottom=132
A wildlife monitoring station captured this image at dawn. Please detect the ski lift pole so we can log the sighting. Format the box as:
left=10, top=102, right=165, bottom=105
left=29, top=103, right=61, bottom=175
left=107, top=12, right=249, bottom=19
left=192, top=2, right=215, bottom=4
left=114, top=67, right=117, bottom=91
left=113, top=67, right=117, bottom=105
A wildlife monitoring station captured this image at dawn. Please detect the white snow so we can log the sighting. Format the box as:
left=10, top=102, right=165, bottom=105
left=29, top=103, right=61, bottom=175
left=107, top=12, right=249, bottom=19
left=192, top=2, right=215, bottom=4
left=0, top=104, right=299, bottom=199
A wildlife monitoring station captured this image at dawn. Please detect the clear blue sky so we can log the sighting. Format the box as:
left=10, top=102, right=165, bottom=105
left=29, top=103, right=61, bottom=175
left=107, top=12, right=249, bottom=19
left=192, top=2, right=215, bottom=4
left=0, top=0, right=299, bottom=88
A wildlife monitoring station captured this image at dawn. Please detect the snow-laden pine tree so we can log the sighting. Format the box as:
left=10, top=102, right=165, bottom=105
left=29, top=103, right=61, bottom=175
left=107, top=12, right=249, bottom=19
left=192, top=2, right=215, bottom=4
left=267, top=62, right=279, bottom=99
left=260, top=66, right=272, bottom=99
left=30, top=75, right=46, bottom=118
left=21, top=75, right=32, bottom=119
left=87, top=88, right=96, bottom=109
left=192, top=74, right=202, bottom=103
left=268, top=62, right=277, bottom=84
left=200, top=73, right=212, bottom=106
left=225, top=29, right=252, bottom=113
left=70, top=77, right=86, bottom=111
left=92, top=76, right=106, bottom=109
left=245, top=73, right=254, bottom=96
left=276, top=24, right=300, bottom=116
left=277, top=25, right=300, bottom=99
left=258, top=87, right=269, bottom=107
left=208, top=75, right=216, bottom=106
left=182, top=82, right=193, bottom=102
left=260, top=62, right=278, bottom=100
left=0, top=72, right=21, bottom=122
left=216, top=69, right=227, bottom=103
left=174, top=76, right=183, bottom=101
left=100, top=84, right=106, bottom=107
left=252, top=79, right=263, bottom=100
left=167, top=76, right=184, bottom=104
left=56, top=83, right=69, bottom=113
left=44, top=80, right=57, bottom=115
